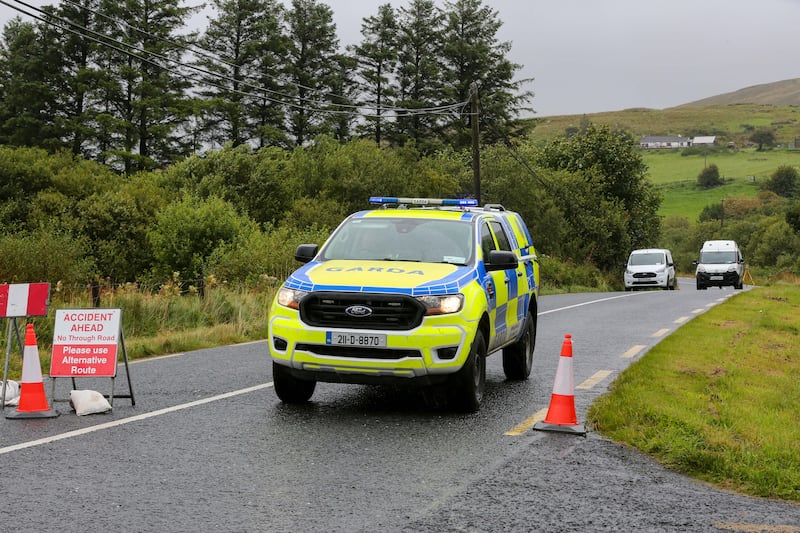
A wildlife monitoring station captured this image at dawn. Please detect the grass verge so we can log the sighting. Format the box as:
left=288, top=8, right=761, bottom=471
left=587, top=283, right=800, bottom=501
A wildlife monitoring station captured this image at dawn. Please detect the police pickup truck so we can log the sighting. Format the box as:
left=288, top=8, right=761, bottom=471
left=268, top=197, right=540, bottom=411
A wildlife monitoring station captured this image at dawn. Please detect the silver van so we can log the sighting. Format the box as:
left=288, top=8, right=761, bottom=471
left=624, top=248, right=676, bottom=291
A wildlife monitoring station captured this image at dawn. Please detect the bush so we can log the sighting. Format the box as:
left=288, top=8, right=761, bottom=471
left=697, top=164, right=722, bottom=188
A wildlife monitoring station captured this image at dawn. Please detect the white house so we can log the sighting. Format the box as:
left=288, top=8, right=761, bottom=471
left=639, top=135, right=691, bottom=149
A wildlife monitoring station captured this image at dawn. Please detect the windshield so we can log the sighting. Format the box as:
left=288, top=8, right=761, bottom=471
left=628, top=252, right=665, bottom=266
left=700, top=251, right=738, bottom=264
left=321, top=217, right=473, bottom=265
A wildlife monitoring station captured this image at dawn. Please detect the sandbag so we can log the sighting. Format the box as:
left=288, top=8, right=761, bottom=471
left=3, top=380, right=20, bottom=406
left=70, top=389, right=112, bottom=416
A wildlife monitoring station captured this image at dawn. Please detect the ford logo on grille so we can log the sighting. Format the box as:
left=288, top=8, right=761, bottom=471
left=345, top=305, right=373, bottom=317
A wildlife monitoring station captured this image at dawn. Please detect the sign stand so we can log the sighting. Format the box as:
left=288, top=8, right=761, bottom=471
left=50, top=309, right=135, bottom=407
left=1, top=318, right=24, bottom=409
left=0, top=283, right=51, bottom=410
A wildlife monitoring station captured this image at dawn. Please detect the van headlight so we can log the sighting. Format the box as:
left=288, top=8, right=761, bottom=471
left=417, top=294, right=464, bottom=315
left=277, top=287, right=307, bottom=310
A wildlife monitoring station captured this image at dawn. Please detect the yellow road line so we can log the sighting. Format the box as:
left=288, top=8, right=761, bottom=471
left=576, top=370, right=612, bottom=390
left=674, top=316, right=689, bottom=324
left=505, top=408, right=547, bottom=436
left=622, top=345, right=645, bottom=358
left=652, top=328, right=670, bottom=337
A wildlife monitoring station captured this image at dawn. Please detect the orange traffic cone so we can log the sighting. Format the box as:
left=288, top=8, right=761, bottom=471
left=534, top=334, right=585, bottom=435
left=5, top=324, right=59, bottom=419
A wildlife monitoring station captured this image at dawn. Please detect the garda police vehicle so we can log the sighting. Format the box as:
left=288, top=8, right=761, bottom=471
left=268, top=197, right=540, bottom=411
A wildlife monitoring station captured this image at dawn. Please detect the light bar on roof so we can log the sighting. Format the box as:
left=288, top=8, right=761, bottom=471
left=369, top=196, right=479, bottom=207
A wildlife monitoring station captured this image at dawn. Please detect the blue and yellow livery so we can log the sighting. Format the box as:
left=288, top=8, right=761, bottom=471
left=268, top=197, right=540, bottom=412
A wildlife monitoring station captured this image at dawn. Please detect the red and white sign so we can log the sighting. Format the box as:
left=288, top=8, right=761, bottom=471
left=50, top=309, right=122, bottom=377
left=0, top=283, right=50, bottom=317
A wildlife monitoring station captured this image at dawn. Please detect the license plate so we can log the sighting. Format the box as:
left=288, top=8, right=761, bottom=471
left=326, top=332, right=387, bottom=347
left=710, top=275, right=723, bottom=280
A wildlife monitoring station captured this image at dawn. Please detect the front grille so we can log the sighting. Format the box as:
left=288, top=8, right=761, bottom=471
left=300, top=292, right=425, bottom=330
left=633, top=272, right=657, bottom=278
left=296, top=343, right=421, bottom=359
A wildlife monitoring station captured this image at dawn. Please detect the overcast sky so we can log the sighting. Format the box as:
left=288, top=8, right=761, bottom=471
left=2, top=0, right=799, bottom=117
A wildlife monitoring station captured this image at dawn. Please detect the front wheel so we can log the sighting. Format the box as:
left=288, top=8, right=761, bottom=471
left=503, top=313, right=536, bottom=380
left=273, top=362, right=316, bottom=403
left=449, top=330, right=486, bottom=412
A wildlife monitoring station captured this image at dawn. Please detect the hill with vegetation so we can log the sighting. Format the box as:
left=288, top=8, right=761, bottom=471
left=526, top=104, right=800, bottom=149
left=679, top=78, right=800, bottom=107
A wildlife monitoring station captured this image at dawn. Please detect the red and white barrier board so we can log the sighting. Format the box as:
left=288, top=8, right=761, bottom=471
left=0, top=283, right=50, bottom=317
left=50, top=309, right=121, bottom=378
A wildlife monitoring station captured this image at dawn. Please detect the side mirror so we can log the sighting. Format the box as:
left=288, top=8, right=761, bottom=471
left=692, top=260, right=698, bottom=266
left=295, top=244, right=319, bottom=263
left=486, top=250, right=518, bottom=271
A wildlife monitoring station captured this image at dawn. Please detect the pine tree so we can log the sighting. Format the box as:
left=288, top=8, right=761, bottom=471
left=53, top=0, right=105, bottom=158
left=0, top=18, right=66, bottom=150
left=93, top=0, right=197, bottom=172
left=196, top=0, right=289, bottom=149
left=284, top=0, right=339, bottom=146
left=440, top=0, right=532, bottom=149
left=394, top=0, right=446, bottom=152
left=351, top=3, right=398, bottom=145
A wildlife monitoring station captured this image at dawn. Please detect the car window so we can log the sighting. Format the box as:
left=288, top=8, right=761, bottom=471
left=489, top=220, right=512, bottom=251
left=480, top=221, right=496, bottom=259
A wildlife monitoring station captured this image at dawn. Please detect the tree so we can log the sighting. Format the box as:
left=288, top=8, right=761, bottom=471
left=284, top=0, right=339, bottom=146
left=536, top=124, right=661, bottom=263
left=764, top=165, right=798, bottom=198
left=51, top=0, right=105, bottom=158
left=393, top=0, right=446, bottom=152
left=93, top=0, right=197, bottom=172
left=697, top=163, right=722, bottom=188
left=351, top=4, right=399, bottom=145
left=439, top=0, right=533, bottom=149
left=195, top=0, right=289, bottom=149
left=0, top=18, right=66, bottom=151
left=749, top=129, right=775, bottom=151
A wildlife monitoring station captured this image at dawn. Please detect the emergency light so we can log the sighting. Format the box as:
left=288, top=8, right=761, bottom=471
left=369, top=196, right=479, bottom=207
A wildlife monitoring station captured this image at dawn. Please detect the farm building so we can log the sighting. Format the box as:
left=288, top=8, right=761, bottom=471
left=692, top=136, right=716, bottom=146
left=639, top=135, right=691, bottom=149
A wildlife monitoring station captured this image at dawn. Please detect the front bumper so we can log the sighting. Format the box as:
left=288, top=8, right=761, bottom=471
left=697, top=271, right=740, bottom=287
left=624, top=272, right=669, bottom=288
left=268, top=305, right=475, bottom=385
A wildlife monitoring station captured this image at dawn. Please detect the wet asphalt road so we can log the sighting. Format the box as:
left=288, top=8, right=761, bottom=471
left=1, top=278, right=798, bottom=532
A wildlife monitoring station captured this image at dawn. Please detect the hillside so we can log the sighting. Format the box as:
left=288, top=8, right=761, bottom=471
left=678, top=78, right=800, bottom=107
left=526, top=79, right=800, bottom=147
left=526, top=104, right=800, bottom=148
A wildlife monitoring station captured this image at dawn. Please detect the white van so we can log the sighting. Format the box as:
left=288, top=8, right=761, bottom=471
left=694, top=240, right=744, bottom=290
left=624, top=248, right=676, bottom=290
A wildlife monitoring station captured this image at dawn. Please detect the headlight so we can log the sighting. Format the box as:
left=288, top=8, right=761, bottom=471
left=416, top=294, right=464, bottom=315
left=277, top=287, right=307, bottom=310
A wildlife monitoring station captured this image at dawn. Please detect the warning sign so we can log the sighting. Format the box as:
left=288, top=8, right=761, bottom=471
left=50, top=309, right=122, bottom=377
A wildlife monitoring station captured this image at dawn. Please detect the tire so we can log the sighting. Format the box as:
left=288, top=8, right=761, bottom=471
left=449, top=330, right=486, bottom=412
left=273, top=361, right=316, bottom=403
left=696, top=278, right=705, bottom=290
left=668, top=277, right=676, bottom=290
left=734, top=278, right=743, bottom=290
left=503, top=313, right=536, bottom=380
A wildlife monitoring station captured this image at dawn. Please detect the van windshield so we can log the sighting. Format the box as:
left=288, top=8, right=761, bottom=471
left=628, top=252, right=665, bottom=266
left=700, top=251, right=737, bottom=264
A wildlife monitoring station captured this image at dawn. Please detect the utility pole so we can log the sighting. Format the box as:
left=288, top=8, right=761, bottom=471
left=470, top=82, right=480, bottom=204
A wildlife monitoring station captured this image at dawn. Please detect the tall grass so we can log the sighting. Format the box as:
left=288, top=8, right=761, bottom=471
left=4, top=283, right=276, bottom=380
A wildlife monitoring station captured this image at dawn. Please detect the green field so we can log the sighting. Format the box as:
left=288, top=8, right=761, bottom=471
left=526, top=105, right=800, bottom=222
left=642, top=149, right=800, bottom=220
